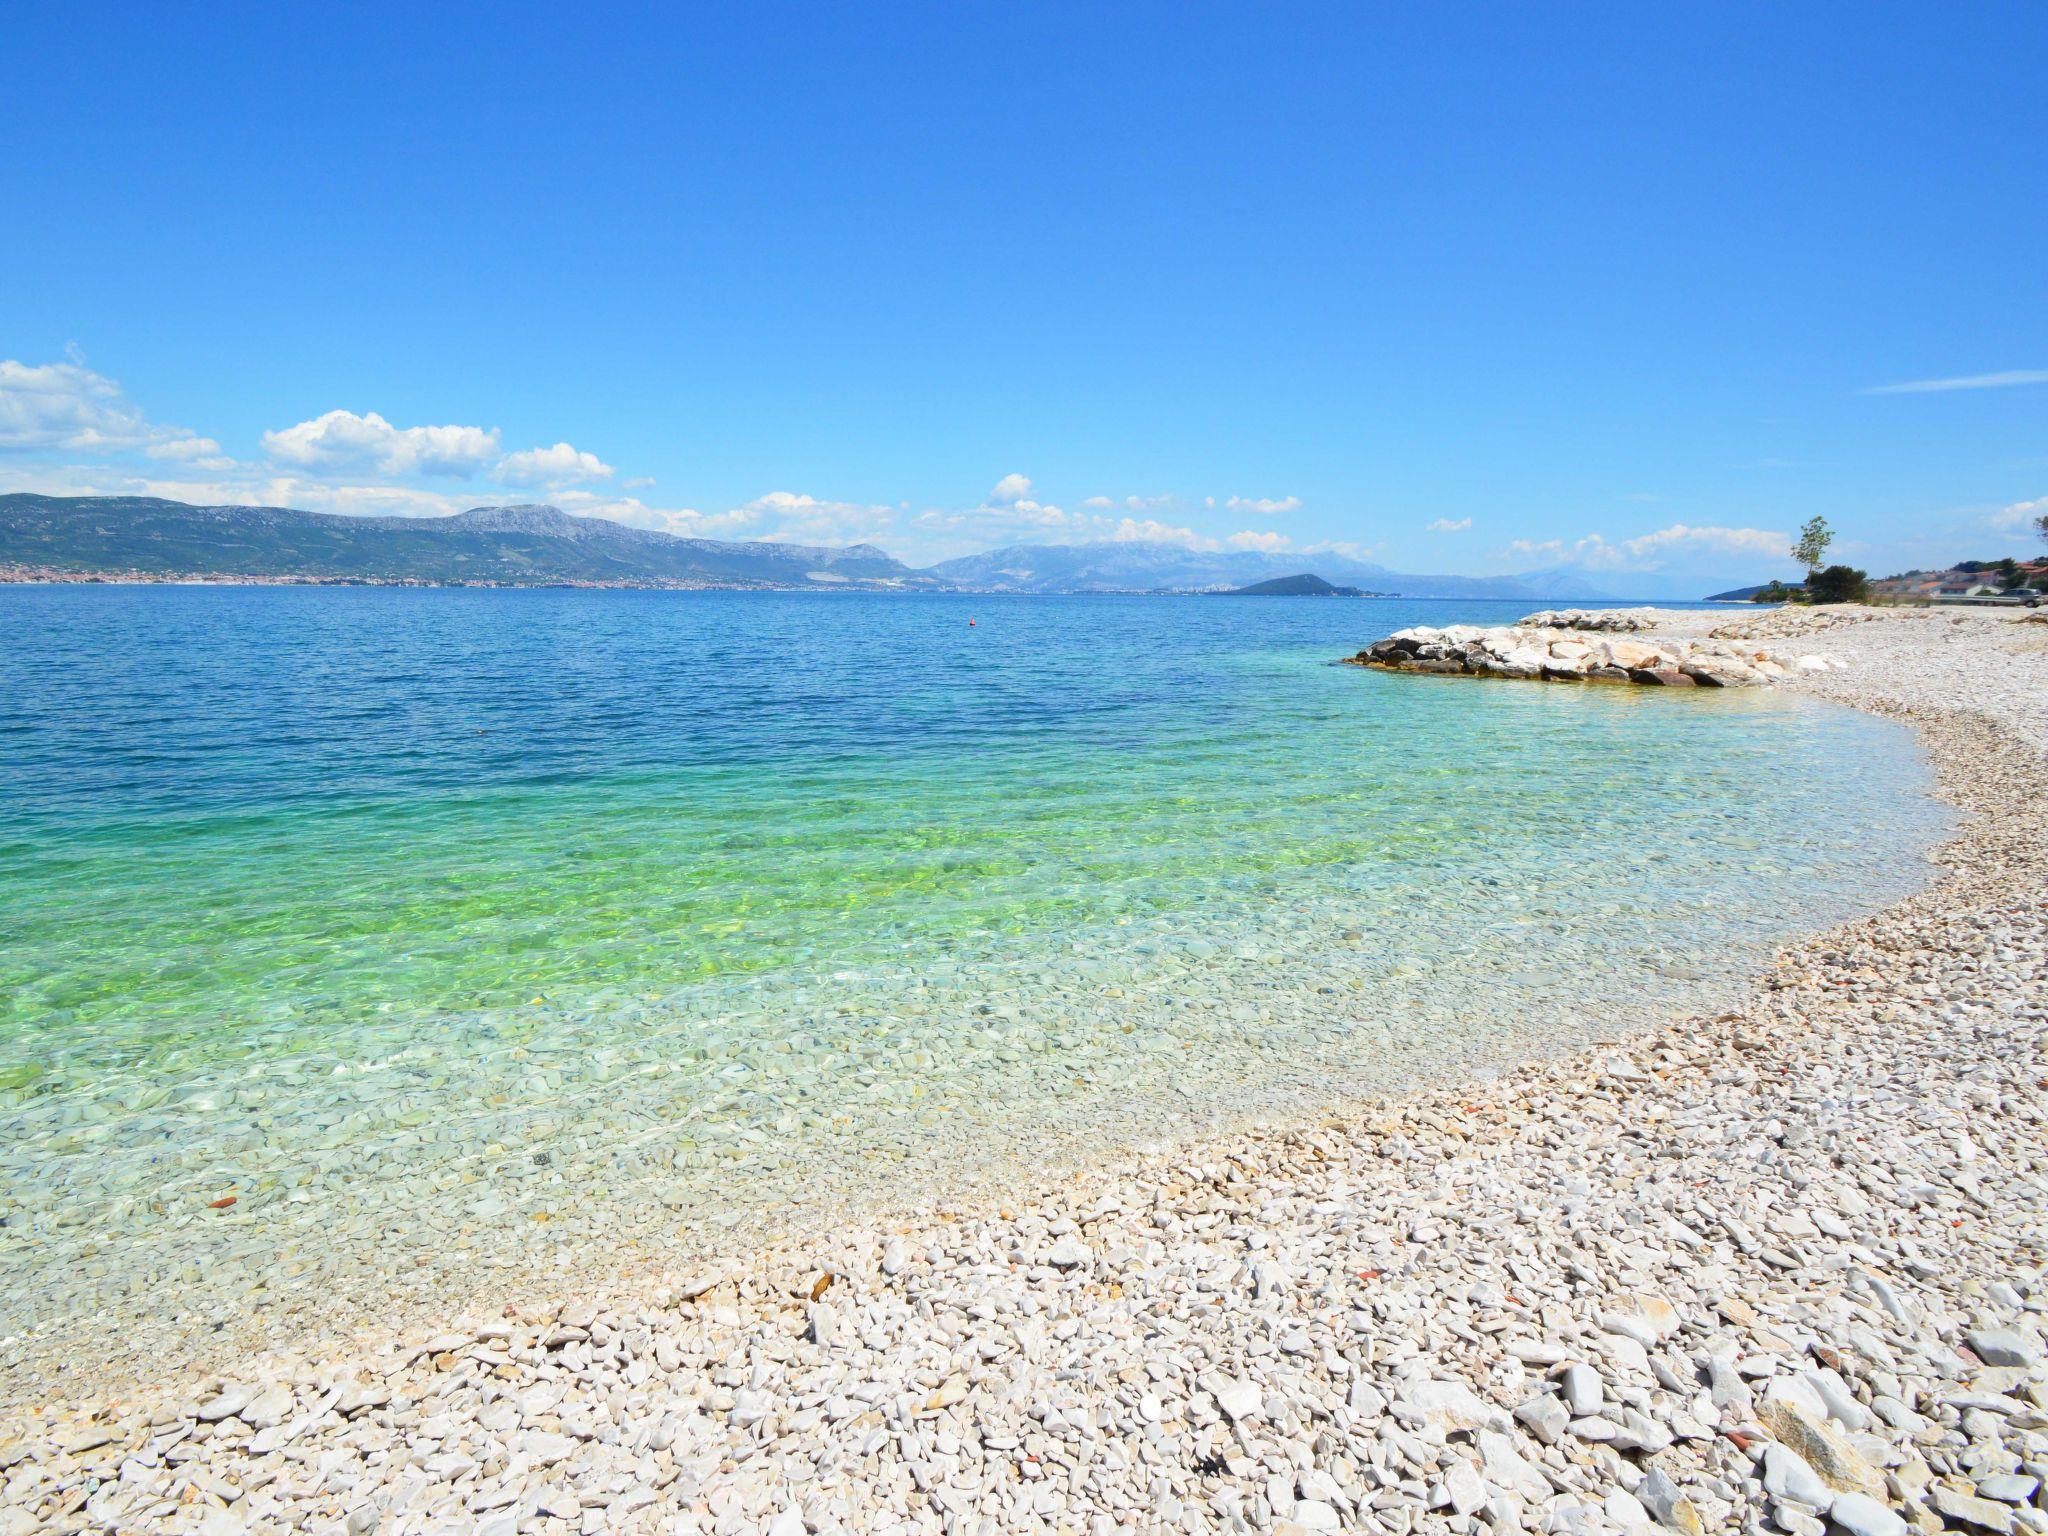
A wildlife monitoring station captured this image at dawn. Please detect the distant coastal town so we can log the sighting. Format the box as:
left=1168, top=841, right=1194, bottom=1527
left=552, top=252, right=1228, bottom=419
left=0, top=564, right=830, bottom=591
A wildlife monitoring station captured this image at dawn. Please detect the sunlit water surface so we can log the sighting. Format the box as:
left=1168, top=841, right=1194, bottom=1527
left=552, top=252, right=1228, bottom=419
left=0, top=588, right=1950, bottom=1385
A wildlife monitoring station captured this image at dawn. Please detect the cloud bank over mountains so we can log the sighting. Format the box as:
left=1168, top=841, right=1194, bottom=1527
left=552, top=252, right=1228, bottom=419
left=2, top=353, right=2026, bottom=584
left=0, top=360, right=1322, bottom=562
left=0, top=359, right=1341, bottom=565
left=1506, top=523, right=1790, bottom=572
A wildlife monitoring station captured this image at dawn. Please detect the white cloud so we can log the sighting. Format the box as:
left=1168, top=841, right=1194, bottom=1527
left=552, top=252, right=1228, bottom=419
left=1304, top=539, right=1380, bottom=562
left=270, top=480, right=477, bottom=518
left=739, top=491, right=900, bottom=547
left=143, top=436, right=226, bottom=463
left=1426, top=517, right=1472, bottom=533
left=5, top=361, right=912, bottom=551
left=0, top=358, right=219, bottom=462
left=1224, top=494, right=1300, bottom=516
left=143, top=436, right=236, bottom=471
left=550, top=489, right=758, bottom=539
left=1225, top=529, right=1292, bottom=552
left=1508, top=525, right=1782, bottom=569
left=2, top=459, right=760, bottom=541
left=0, top=458, right=482, bottom=519
left=261, top=409, right=502, bottom=477
left=1109, top=518, right=1218, bottom=550
left=902, top=493, right=1259, bottom=559
left=1081, top=492, right=1180, bottom=512
left=262, top=407, right=625, bottom=491
left=596, top=483, right=1317, bottom=563
left=1628, top=523, right=1787, bottom=558
left=1507, top=522, right=1788, bottom=571
left=2, top=364, right=634, bottom=498
left=1990, top=496, right=2046, bottom=531
left=1863, top=369, right=2048, bottom=395
left=884, top=471, right=1173, bottom=559
left=492, top=441, right=615, bottom=487
left=912, top=484, right=1092, bottom=544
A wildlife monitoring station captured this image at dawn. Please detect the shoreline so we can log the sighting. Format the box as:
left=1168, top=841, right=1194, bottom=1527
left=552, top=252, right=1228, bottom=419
left=0, top=575, right=1778, bottom=601
left=5, top=606, right=2044, bottom=1535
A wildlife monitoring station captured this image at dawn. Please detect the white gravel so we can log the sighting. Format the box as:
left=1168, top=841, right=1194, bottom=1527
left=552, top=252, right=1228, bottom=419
left=5, top=605, right=2044, bottom=1536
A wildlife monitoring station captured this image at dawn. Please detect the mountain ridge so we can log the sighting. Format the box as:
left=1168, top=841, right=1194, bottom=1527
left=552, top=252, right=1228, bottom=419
left=924, top=540, right=1621, bottom=600
left=3, top=494, right=1635, bottom=598
left=0, top=494, right=933, bottom=588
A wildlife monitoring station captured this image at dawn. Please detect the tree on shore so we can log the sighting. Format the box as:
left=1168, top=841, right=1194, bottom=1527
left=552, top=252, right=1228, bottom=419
left=1792, top=515, right=1834, bottom=574
left=1806, top=564, right=1869, bottom=604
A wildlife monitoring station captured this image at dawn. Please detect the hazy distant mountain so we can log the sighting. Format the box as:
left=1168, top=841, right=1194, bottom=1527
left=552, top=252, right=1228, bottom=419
left=1496, top=564, right=1643, bottom=602
left=1, top=495, right=1656, bottom=599
left=0, top=495, right=937, bottom=588
left=920, top=541, right=1619, bottom=600
left=1705, top=582, right=1783, bottom=602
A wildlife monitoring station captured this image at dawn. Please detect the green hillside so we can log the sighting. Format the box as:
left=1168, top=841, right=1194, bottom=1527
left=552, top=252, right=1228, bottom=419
left=0, top=495, right=936, bottom=588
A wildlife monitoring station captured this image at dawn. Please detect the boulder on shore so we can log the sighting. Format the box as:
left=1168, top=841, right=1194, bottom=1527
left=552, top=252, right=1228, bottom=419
left=1517, top=607, right=1660, bottom=632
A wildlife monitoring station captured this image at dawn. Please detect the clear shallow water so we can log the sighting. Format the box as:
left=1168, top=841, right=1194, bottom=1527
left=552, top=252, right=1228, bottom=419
left=0, top=587, right=1949, bottom=1383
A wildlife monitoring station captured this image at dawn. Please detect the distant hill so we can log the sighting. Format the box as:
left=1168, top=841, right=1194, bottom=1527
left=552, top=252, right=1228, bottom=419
left=1705, top=582, right=1790, bottom=602
left=0, top=495, right=939, bottom=588
left=1217, top=573, right=1367, bottom=597
left=1505, top=565, right=1640, bottom=602
left=922, top=541, right=1619, bottom=599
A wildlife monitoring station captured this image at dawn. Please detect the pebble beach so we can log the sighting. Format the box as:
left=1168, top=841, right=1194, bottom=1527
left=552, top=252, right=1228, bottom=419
left=6, top=603, right=2045, bottom=1536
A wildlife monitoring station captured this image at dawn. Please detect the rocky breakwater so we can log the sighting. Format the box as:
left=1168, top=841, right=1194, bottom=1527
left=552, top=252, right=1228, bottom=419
left=1352, top=624, right=1844, bottom=688
left=1518, top=609, right=1662, bottom=633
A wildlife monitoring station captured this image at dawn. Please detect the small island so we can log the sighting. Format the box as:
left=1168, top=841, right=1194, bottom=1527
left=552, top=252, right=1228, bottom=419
left=1216, top=572, right=1375, bottom=597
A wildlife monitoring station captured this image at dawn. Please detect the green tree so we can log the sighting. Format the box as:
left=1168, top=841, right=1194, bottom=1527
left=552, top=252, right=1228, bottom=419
left=1791, top=515, right=1833, bottom=573
left=1805, top=564, right=1869, bottom=605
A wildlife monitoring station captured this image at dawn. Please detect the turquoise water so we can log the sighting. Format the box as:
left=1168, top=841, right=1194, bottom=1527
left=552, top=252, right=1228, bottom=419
left=0, top=587, right=1949, bottom=1382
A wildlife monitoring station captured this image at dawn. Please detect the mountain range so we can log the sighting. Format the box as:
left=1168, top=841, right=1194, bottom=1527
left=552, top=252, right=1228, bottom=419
left=922, top=541, right=1618, bottom=599
left=0, top=494, right=1627, bottom=599
left=0, top=495, right=934, bottom=588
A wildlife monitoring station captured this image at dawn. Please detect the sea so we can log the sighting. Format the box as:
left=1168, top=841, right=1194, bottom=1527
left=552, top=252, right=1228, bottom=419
left=0, top=586, right=1951, bottom=1386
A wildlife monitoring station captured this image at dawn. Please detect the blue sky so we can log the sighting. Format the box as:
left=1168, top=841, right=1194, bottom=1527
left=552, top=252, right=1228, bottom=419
left=2, top=2, right=2044, bottom=592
